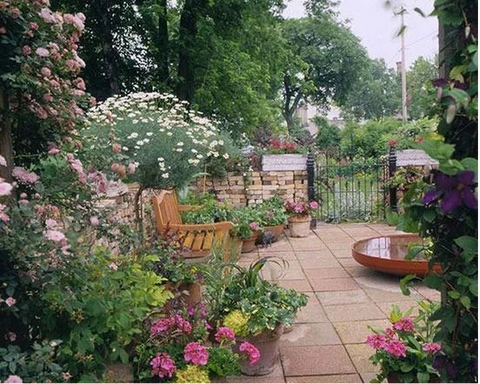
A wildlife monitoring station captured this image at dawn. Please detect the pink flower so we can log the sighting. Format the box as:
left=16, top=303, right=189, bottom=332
left=384, top=339, right=407, bottom=358
left=127, top=163, right=136, bottom=174
left=0, top=27, right=6, bottom=34
left=366, top=334, right=387, bottom=350
left=174, top=314, right=192, bottom=334
left=215, top=327, right=236, bottom=343
left=309, top=201, right=319, bottom=209
left=0, top=212, right=9, bottom=222
left=393, top=317, right=415, bottom=333
left=239, top=342, right=260, bottom=366
left=4, top=375, right=22, bottom=383
left=249, top=222, right=259, bottom=231
left=45, top=219, right=58, bottom=228
left=44, top=93, right=53, bottom=102
left=29, top=22, right=39, bottom=30
left=0, top=181, right=12, bottom=196
left=12, top=167, right=39, bottom=184
left=423, top=342, right=441, bottom=354
left=109, top=262, right=118, bottom=271
left=45, top=229, right=66, bottom=243
left=40, top=67, right=52, bottom=77
left=6, top=332, right=16, bottom=342
left=36, top=47, right=50, bottom=57
left=150, top=318, right=175, bottom=337
left=112, top=143, right=122, bottom=153
left=22, top=45, right=32, bottom=55
left=5, top=297, right=16, bottom=307
left=39, top=8, right=56, bottom=23
left=293, top=203, right=305, bottom=213
left=0, top=155, right=6, bottom=167
left=10, top=7, right=21, bottom=18
left=48, top=147, right=60, bottom=156
left=385, top=328, right=396, bottom=338
left=150, top=353, right=176, bottom=379
left=184, top=342, right=209, bottom=366
left=90, top=216, right=99, bottom=226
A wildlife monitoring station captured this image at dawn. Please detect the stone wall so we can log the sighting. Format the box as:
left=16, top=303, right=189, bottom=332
left=189, top=171, right=308, bottom=207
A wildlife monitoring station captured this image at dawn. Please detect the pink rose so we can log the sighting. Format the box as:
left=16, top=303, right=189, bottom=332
left=0, top=155, right=7, bottom=167
left=239, top=342, right=260, bottom=365
left=48, top=147, right=60, bottom=156
left=40, top=67, right=52, bottom=77
left=0, top=27, right=6, bottom=34
left=0, top=181, right=12, bottom=196
left=127, top=163, right=136, bottom=174
left=0, top=212, right=9, bottom=222
left=36, top=47, right=50, bottom=57
left=12, top=167, right=39, bottom=185
left=249, top=222, right=259, bottom=231
left=22, top=45, right=32, bottom=55
left=6, top=332, right=16, bottom=342
left=39, top=8, right=56, bottom=23
left=10, top=7, right=21, bottom=18
left=45, top=229, right=66, bottom=243
left=5, top=297, right=16, bottom=307
left=112, top=143, right=122, bottom=153
left=4, top=375, right=22, bottom=383
left=90, top=216, right=99, bottom=226
left=45, top=218, right=57, bottom=228
left=184, top=342, right=209, bottom=366
left=29, top=22, right=39, bottom=30
left=109, top=262, right=118, bottom=271
left=44, top=93, right=53, bottom=102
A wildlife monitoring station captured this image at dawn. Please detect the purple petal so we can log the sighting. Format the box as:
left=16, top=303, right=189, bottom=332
left=434, top=172, right=456, bottom=191
left=462, top=188, right=478, bottom=210
left=423, top=190, right=440, bottom=204
left=457, top=170, right=475, bottom=186
left=440, top=190, right=462, bottom=213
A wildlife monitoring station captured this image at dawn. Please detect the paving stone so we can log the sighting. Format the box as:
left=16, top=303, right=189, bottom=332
left=280, top=323, right=341, bottom=347
left=304, top=267, right=350, bottom=281
left=325, top=242, right=353, bottom=250
left=316, top=290, right=371, bottom=306
left=345, top=265, right=379, bottom=277
left=345, top=343, right=379, bottom=373
left=324, top=303, right=386, bottom=322
left=354, top=275, right=403, bottom=291
left=300, top=258, right=342, bottom=270
left=376, top=300, right=421, bottom=317
left=286, top=374, right=362, bottom=383
left=278, top=279, right=313, bottom=292
left=295, top=294, right=329, bottom=323
left=226, top=360, right=285, bottom=383
left=333, top=320, right=390, bottom=344
left=413, top=284, right=441, bottom=301
left=264, top=268, right=306, bottom=281
left=310, top=277, right=360, bottom=292
left=338, top=258, right=360, bottom=267
left=330, top=249, right=354, bottom=259
left=362, top=287, right=422, bottom=303
left=295, top=251, right=334, bottom=260
left=281, top=346, right=356, bottom=376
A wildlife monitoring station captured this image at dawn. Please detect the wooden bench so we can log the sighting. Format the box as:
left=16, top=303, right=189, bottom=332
left=152, top=190, right=234, bottom=259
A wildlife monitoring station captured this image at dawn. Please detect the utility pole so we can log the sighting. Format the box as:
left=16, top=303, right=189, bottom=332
left=399, top=7, right=408, bottom=122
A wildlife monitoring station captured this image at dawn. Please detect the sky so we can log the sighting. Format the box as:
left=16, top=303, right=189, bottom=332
left=283, top=0, right=439, bottom=69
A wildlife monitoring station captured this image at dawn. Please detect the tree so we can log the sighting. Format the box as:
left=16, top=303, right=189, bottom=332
left=406, top=56, right=438, bottom=120
left=341, top=58, right=400, bottom=121
left=280, top=16, right=368, bottom=131
left=312, top=116, right=340, bottom=150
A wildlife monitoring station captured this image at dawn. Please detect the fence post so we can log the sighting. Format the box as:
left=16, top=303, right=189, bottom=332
left=307, top=151, right=317, bottom=229
left=388, top=145, right=397, bottom=212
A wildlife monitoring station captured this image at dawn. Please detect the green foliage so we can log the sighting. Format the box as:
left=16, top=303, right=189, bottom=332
left=204, top=258, right=308, bottom=335
left=206, top=348, right=241, bottom=378
left=407, top=57, right=439, bottom=120
left=313, top=116, right=341, bottom=150
left=256, top=196, right=289, bottom=227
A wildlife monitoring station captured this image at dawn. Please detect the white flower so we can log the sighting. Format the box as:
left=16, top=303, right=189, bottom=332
left=157, top=157, right=164, bottom=162
left=146, top=132, right=153, bottom=136
left=196, top=154, right=203, bottom=159
left=176, top=148, right=183, bottom=152
left=128, top=132, right=139, bottom=139
left=122, top=146, right=129, bottom=151
left=132, top=119, right=139, bottom=124
left=223, top=153, right=229, bottom=159
left=144, top=138, right=150, bottom=143
left=191, top=149, right=198, bottom=153
left=161, top=173, right=169, bottom=179
left=136, top=140, right=144, bottom=146
left=167, top=132, right=173, bottom=136
left=177, top=142, right=184, bottom=146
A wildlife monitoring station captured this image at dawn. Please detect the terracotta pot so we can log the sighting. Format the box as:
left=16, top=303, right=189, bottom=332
left=387, top=373, right=440, bottom=383
left=256, top=224, right=285, bottom=244
left=288, top=215, right=311, bottom=238
left=164, top=282, right=202, bottom=307
left=241, top=233, right=259, bottom=253
left=105, top=363, right=134, bottom=383
left=234, top=324, right=285, bottom=376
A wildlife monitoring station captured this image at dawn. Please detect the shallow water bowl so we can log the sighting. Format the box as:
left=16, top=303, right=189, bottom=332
left=352, top=235, right=439, bottom=277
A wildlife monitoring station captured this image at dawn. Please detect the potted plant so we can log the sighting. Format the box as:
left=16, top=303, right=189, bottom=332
left=261, top=138, right=308, bottom=172
left=256, top=196, right=288, bottom=243
left=205, top=258, right=308, bottom=376
left=231, top=207, right=262, bottom=254
left=367, top=301, right=442, bottom=383
left=284, top=200, right=319, bottom=238
left=133, top=305, right=260, bottom=383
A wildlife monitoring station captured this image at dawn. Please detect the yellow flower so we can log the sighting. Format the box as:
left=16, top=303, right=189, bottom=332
left=175, top=365, right=210, bottom=383
left=223, top=310, right=249, bottom=337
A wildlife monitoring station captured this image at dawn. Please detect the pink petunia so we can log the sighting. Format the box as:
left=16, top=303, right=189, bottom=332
left=239, top=342, right=260, bottom=366
left=215, top=327, right=236, bottom=343
left=5, top=297, right=16, bottom=307
left=184, top=342, right=209, bottom=366
left=150, top=353, right=176, bottom=378
left=423, top=342, right=441, bottom=354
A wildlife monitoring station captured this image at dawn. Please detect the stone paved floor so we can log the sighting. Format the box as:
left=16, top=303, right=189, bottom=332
left=228, top=223, right=440, bottom=383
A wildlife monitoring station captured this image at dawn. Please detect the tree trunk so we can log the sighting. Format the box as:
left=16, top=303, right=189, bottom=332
left=156, top=0, right=169, bottom=84
left=176, top=0, right=200, bottom=102
left=0, top=89, right=14, bottom=182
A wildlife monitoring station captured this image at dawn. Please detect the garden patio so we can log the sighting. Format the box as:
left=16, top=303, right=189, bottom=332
left=228, top=223, right=440, bottom=383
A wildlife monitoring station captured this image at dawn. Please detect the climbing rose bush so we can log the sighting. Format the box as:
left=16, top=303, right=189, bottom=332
left=0, top=0, right=92, bottom=141
left=82, top=92, right=229, bottom=190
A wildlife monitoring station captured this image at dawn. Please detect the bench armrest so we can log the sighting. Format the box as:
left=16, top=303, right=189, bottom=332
left=178, top=204, right=202, bottom=212
left=169, top=222, right=234, bottom=231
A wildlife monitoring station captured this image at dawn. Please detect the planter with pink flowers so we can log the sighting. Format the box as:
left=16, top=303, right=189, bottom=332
left=284, top=200, right=319, bottom=238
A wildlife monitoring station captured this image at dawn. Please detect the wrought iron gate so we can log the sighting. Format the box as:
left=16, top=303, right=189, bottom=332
left=308, top=153, right=389, bottom=222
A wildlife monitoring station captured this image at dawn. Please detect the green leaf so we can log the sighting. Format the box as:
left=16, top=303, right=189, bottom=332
left=417, top=372, right=430, bottom=383
left=448, top=290, right=461, bottom=299
left=400, top=274, right=417, bottom=295
left=423, top=273, right=443, bottom=290
left=460, top=296, right=471, bottom=309
left=454, top=236, right=478, bottom=253
left=439, top=159, right=464, bottom=175
left=469, top=280, right=478, bottom=297
left=419, top=140, right=455, bottom=161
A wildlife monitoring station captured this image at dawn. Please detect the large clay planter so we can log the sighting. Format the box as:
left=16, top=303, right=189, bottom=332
left=241, top=232, right=260, bottom=253
left=164, top=282, right=202, bottom=307
left=387, top=373, right=440, bottom=383
left=105, top=363, right=134, bottom=383
left=234, top=324, right=285, bottom=376
left=288, top=215, right=311, bottom=238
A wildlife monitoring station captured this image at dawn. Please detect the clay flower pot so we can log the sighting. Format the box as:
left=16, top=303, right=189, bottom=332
left=241, top=232, right=260, bottom=253
left=288, top=215, right=311, bottom=238
left=256, top=224, right=285, bottom=244
left=234, top=324, right=285, bottom=376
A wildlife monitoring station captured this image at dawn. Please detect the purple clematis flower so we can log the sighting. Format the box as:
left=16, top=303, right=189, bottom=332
left=423, top=170, right=477, bottom=213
